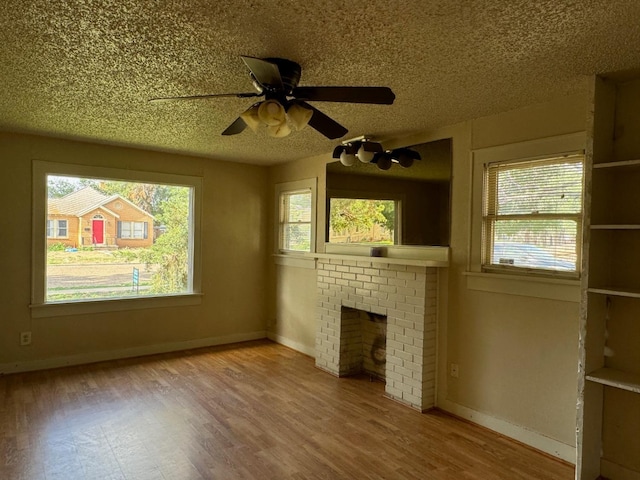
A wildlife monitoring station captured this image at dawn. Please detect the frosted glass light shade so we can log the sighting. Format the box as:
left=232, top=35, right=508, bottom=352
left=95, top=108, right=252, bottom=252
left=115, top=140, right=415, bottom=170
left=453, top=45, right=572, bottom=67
left=287, top=103, right=313, bottom=130
left=239, top=104, right=261, bottom=132
left=267, top=122, right=291, bottom=137
left=258, top=100, right=286, bottom=126
left=340, top=151, right=357, bottom=166
left=357, top=145, right=375, bottom=163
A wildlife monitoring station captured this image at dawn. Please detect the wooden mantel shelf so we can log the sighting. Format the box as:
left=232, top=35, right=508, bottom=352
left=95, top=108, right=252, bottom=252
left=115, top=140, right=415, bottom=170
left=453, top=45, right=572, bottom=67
left=313, top=252, right=448, bottom=268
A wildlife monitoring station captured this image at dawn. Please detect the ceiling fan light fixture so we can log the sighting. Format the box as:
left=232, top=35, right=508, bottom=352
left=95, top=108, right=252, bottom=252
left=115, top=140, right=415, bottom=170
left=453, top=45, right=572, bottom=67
left=267, top=121, right=291, bottom=138
left=151, top=56, right=395, bottom=139
left=287, top=103, right=313, bottom=130
left=239, top=104, right=261, bottom=132
left=258, top=99, right=286, bottom=126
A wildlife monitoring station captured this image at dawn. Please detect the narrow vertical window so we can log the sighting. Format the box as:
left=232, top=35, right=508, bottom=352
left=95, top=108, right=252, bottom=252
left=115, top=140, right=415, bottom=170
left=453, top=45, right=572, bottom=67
left=275, top=178, right=316, bottom=255
left=280, top=189, right=312, bottom=252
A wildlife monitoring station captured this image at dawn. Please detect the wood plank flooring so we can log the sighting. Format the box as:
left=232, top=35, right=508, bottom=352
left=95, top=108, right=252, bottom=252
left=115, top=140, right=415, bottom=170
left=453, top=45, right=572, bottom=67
left=0, top=340, right=574, bottom=479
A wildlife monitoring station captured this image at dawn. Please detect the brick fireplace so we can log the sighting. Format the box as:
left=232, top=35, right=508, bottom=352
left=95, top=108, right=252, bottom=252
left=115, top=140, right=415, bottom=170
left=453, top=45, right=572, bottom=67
left=315, top=256, right=438, bottom=411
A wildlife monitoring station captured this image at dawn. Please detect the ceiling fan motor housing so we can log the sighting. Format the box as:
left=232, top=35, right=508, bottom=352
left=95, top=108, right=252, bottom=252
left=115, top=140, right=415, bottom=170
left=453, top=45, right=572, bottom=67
left=263, top=58, right=301, bottom=94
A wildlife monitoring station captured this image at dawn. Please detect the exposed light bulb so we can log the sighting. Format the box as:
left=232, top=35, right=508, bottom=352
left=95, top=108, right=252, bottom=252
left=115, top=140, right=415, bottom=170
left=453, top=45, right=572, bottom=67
left=357, top=145, right=375, bottom=163
left=397, top=153, right=414, bottom=168
left=340, top=150, right=357, bottom=166
left=376, top=154, right=392, bottom=170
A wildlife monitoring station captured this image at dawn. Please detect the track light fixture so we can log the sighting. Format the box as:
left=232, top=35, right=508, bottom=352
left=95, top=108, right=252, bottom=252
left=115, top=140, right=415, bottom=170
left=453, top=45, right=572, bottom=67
left=332, top=137, right=421, bottom=170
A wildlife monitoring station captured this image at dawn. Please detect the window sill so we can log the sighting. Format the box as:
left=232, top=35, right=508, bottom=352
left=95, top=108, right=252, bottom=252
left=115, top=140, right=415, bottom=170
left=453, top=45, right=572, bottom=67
left=30, top=293, right=203, bottom=318
left=273, top=254, right=317, bottom=269
left=464, top=271, right=580, bottom=302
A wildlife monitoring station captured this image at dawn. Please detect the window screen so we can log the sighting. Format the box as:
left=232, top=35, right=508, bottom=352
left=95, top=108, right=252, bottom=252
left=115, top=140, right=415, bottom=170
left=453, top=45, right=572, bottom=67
left=483, top=154, right=584, bottom=275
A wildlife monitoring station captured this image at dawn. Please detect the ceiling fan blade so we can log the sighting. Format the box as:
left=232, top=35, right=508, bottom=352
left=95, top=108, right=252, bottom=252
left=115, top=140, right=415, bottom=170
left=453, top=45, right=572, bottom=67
left=292, top=86, right=395, bottom=104
left=221, top=117, right=248, bottom=136
left=241, top=56, right=283, bottom=90
left=300, top=102, right=348, bottom=139
left=149, top=92, right=261, bottom=103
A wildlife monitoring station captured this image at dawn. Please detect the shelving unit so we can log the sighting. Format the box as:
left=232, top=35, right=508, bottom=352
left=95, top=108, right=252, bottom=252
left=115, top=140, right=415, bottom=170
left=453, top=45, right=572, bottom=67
left=576, top=76, right=640, bottom=479
left=586, top=368, right=640, bottom=395
left=590, top=225, right=640, bottom=230
left=587, top=287, right=640, bottom=299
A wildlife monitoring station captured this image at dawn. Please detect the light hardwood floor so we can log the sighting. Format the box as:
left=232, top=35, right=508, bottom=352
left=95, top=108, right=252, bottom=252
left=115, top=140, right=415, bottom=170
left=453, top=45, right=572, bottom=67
left=0, top=340, right=574, bottom=479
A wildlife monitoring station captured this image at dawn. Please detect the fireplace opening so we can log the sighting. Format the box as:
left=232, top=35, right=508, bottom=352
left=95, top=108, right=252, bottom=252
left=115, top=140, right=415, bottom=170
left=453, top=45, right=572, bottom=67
left=339, top=306, right=387, bottom=381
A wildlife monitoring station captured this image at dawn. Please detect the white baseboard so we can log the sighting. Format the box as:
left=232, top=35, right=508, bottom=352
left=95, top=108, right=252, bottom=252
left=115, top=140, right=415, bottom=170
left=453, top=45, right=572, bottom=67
left=267, top=332, right=315, bottom=357
left=439, top=399, right=576, bottom=464
left=0, top=331, right=267, bottom=374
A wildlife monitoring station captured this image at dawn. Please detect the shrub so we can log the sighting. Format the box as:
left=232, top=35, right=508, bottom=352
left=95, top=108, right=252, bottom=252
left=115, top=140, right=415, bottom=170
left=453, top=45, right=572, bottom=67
left=113, top=248, right=140, bottom=263
left=47, top=243, right=67, bottom=251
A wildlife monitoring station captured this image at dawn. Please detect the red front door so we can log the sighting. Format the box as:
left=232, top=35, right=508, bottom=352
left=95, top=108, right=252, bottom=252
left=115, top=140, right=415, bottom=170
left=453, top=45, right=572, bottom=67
left=92, top=220, right=104, bottom=244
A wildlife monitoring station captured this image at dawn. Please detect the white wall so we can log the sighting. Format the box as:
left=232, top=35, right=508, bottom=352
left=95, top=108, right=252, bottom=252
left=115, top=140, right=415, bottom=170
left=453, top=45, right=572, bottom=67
left=268, top=91, right=588, bottom=461
left=0, top=132, right=269, bottom=371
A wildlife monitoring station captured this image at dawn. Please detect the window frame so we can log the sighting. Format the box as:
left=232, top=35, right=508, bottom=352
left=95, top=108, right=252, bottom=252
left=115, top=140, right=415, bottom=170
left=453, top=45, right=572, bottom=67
left=32, top=160, right=203, bottom=317
left=118, top=220, right=148, bottom=239
left=481, top=154, right=584, bottom=279
left=275, top=178, right=317, bottom=254
left=469, top=132, right=586, bottom=284
left=47, top=219, right=68, bottom=239
left=57, top=219, right=68, bottom=238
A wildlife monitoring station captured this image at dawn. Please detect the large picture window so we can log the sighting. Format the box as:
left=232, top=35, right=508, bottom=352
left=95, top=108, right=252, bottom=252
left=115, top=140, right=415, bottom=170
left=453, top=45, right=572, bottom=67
left=32, top=161, right=202, bottom=315
left=482, top=154, right=584, bottom=276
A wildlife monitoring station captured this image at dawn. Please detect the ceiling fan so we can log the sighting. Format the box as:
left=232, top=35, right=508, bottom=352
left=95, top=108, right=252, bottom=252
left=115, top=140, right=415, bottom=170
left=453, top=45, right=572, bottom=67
left=149, top=56, right=395, bottom=139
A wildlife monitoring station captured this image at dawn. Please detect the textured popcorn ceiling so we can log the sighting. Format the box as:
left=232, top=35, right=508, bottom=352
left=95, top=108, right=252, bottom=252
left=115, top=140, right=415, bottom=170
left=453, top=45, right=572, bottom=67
left=1, top=0, right=640, bottom=165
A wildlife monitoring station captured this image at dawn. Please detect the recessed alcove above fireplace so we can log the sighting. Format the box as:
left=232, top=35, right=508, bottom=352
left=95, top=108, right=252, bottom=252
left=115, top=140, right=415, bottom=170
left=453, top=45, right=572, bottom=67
left=314, top=255, right=442, bottom=411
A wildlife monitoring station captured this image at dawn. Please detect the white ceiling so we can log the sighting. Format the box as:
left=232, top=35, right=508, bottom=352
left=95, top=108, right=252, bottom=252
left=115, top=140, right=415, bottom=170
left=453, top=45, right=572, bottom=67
left=1, top=0, right=640, bottom=166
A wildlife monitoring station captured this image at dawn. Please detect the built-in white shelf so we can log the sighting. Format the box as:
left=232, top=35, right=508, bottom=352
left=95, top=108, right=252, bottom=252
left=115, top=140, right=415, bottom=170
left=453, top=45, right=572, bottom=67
left=591, top=224, right=640, bottom=230
left=586, top=367, right=640, bottom=394
left=588, top=287, right=640, bottom=298
left=593, top=158, right=640, bottom=169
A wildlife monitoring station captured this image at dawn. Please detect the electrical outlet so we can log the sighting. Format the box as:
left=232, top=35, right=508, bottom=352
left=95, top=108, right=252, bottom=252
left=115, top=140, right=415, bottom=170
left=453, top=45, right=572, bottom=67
left=20, top=331, right=32, bottom=346
left=450, top=363, right=459, bottom=378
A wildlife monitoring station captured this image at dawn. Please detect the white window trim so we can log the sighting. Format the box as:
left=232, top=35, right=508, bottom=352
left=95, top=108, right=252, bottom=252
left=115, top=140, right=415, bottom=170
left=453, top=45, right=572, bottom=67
left=119, top=220, right=147, bottom=239
left=32, top=160, right=203, bottom=317
left=467, top=132, right=585, bottom=298
left=275, top=178, right=317, bottom=255
left=47, top=219, right=69, bottom=239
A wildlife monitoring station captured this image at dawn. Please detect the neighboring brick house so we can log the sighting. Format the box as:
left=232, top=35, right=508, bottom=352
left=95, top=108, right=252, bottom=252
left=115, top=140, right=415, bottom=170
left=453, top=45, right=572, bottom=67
left=47, top=187, right=155, bottom=248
